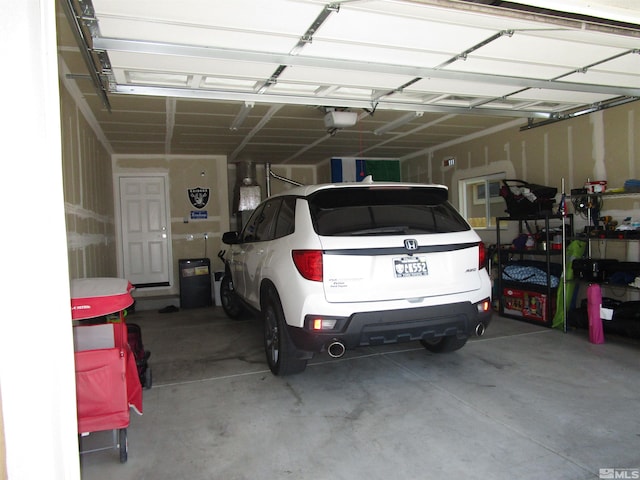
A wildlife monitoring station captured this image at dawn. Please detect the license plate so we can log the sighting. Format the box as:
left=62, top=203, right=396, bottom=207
left=394, top=256, right=428, bottom=277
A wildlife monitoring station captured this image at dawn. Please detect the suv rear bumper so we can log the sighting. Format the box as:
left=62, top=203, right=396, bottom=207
left=288, top=301, right=492, bottom=353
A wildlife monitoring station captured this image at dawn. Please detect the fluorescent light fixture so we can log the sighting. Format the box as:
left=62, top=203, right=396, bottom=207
left=374, top=111, right=424, bottom=135
left=230, top=102, right=254, bottom=131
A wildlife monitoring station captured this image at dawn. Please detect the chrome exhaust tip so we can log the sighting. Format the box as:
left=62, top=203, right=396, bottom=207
left=475, top=323, right=486, bottom=337
left=327, top=341, right=346, bottom=358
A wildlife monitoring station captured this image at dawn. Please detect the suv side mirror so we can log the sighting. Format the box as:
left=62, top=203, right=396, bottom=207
left=222, top=231, right=240, bottom=245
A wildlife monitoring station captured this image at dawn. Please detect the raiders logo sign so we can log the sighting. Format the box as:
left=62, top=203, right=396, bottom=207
left=188, top=187, right=210, bottom=209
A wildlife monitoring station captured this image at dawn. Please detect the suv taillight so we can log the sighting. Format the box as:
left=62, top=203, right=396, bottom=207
left=292, top=250, right=323, bottom=282
left=478, top=241, right=486, bottom=270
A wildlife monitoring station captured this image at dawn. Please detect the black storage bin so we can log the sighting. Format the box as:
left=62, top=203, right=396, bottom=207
left=500, top=179, right=556, bottom=216
left=569, top=299, right=640, bottom=338
left=572, top=258, right=619, bottom=282
left=179, top=258, right=212, bottom=309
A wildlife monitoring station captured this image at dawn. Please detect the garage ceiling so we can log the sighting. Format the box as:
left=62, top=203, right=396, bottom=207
left=57, top=0, right=640, bottom=165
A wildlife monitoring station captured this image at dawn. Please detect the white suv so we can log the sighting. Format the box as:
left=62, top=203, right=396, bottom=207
left=221, top=178, right=492, bottom=375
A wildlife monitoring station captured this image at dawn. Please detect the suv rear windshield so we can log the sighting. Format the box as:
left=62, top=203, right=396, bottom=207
left=308, top=186, right=470, bottom=236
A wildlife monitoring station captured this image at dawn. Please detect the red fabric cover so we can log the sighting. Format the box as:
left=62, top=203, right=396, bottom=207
left=75, top=348, right=129, bottom=433
left=71, top=278, right=134, bottom=320
left=74, top=322, right=143, bottom=434
left=125, top=343, right=143, bottom=415
left=113, top=321, right=143, bottom=415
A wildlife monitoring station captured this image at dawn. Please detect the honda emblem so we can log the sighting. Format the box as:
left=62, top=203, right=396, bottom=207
left=404, top=239, right=418, bottom=251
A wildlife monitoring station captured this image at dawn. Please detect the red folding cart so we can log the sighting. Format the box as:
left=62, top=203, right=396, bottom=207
left=71, top=278, right=143, bottom=463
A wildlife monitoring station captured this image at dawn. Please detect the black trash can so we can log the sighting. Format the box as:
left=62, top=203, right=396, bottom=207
left=179, top=258, right=212, bottom=309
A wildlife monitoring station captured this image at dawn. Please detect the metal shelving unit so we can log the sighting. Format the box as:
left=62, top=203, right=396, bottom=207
left=562, top=191, right=640, bottom=331
left=496, top=214, right=573, bottom=327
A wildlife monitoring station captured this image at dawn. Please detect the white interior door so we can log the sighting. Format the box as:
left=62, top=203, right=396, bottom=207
left=119, top=176, right=171, bottom=287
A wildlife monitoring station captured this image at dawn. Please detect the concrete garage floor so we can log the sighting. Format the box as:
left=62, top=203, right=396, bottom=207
left=79, top=306, right=640, bottom=480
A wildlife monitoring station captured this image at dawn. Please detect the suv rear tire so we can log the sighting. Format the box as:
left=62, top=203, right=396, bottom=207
left=420, top=335, right=467, bottom=353
left=263, top=287, right=307, bottom=376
